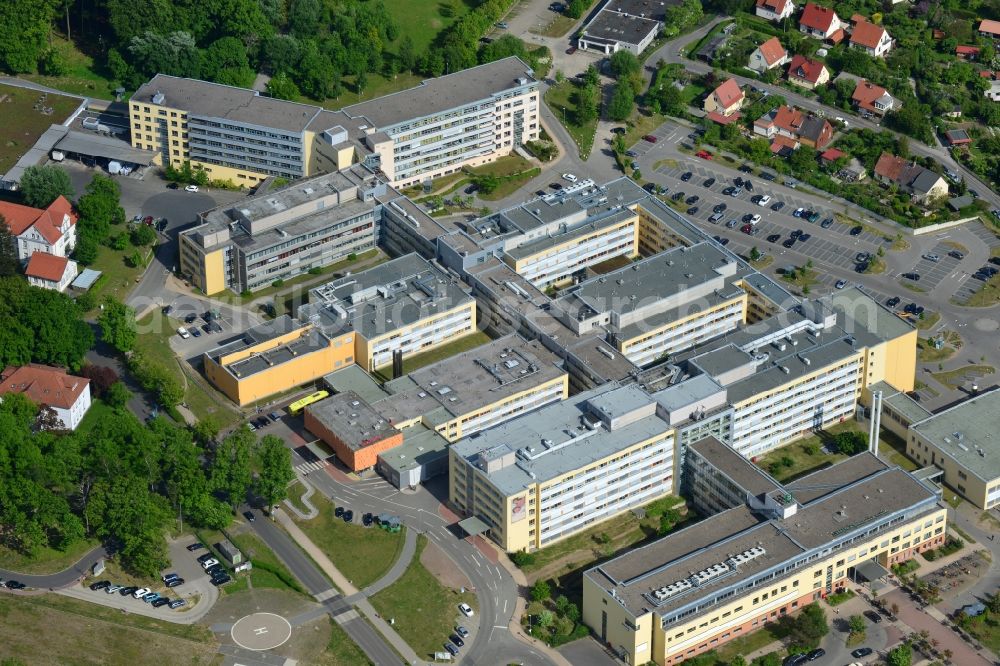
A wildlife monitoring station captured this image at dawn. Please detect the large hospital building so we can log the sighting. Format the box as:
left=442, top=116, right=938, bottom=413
left=129, top=57, right=539, bottom=189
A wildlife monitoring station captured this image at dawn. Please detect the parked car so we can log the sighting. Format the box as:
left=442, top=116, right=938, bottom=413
left=708, top=212, right=724, bottom=223
left=458, top=603, right=475, bottom=617
left=948, top=250, right=965, bottom=260
left=450, top=634, right=465, bottom=647
left=722, top=186, right=735, bottom=195
left=863, top=610, right=883, bottom=623
left=363, top=512, right=374, bottom=527
left=835, top=279, right=847, bottom=289
left=565, top=46, right=576, bottom=54
left=729, top=187, right=742, bottom=197
left=767, top=234, right=781, bottom=243
left=685, top=195, right=699, bottom=205
left=782, top=238, right=795, bottom=249
left=189, top=326, right=201, bottom=338
left=201, top=558, right=220, bottom=570
left=695, top=150, right=713, bottom=160
left=820, top=217, right=834, bottom=228
left=166, top=578, right=185, bottom=588
left=143, top=592, right=161, bottom=603
left=743, top=179, right=754, bottom=191
left=133, top=587, right=152, bottom=599
left=756, top=195, right=771, bottom=206
left=886, top=296, right=901, bottom=308
left=738, top=164, right=753, bottom=173
left=797, top=233, right=810, bottom=242
left=642, top=134, right=657, bottom=143
left=343, top=509, right=354, bottom=522
left=243, top=510, right=255, bottom=522
left=561, top=173, right=577, bottom=183
left=444, top=642, right=460, bottom=656
left=5, top=580, right=25, bottom=590
left=176, top=327, right=191, bottom=339
left=152, top=598, right=171, bottom=608
left=455, top=626, right=470, bottom=638
left=714, top=236, right=730, bottom=246
left=197, top=552, right=216, bottom=564
left=184, top=185, right=199, bottom=192
left=162, top=573, right=180, bottom=582
left=712, top=203, right=727, bottom=214
left=334, top=506, right=345, bottom=518
left=922, top=253, right=940, bottom=262
left=211, top=574, right=232, bottom=586
left=90, top=580, right=111, bottom=591
left=703, top=177, right=715, bottom=187
left=771, top=201, right=785, bottom=212
left=760, top=171, right=776, bottom=181
left=680, top=171, right=692, bottom=182
left=792, top=208, right=805, bottom=218
left=806, top=211, right=820, bottom=223
left=106, top=584, right=124, bottom=594
left=726, top=219, right=739, bottom=228
left=851, top=647, right=873, bottom=658
left=849, top=225, right=863, bottom=236
left=119, top=586, right=138, bottom=596
left=686, top=206, right=699, bottom=215
left=169, top=599, right=187, bottom=609
left=806, top=649, right=825, bottom=661
left=901, top=272, right=921, bottom=281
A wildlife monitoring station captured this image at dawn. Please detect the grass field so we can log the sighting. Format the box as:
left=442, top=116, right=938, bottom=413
left=914, top=310, right=940, bottom=331
left=316, top=618, right=374, bottom=665
left=372, top=330, right=492, bottom=383
left=134, top=311, right=240, bottom=427
left=753, top=422, right=866, bottom=482
left=931, top=364, right=995, bottom=390
left=964, top=273, right=1000, bottom=307
left=917, top=331, right=960, bottom=363
left=87, top=243, right=145, bottom=306
left=0, top=81, right=82, bottom=174
left=0, top=537, right=99, bottom=575
left=0, top=593, right=217, bottom=664
left=878, top=430, right=919, bottom=472
left=544, top=80, right=597, bottom=159
left=228, top=531, right=310, bottom=596
left=369, top=535, right=477, bottom=660
left=294, top=494, right=406, bottom=589
left=20, top=35, right=116, bottom=99
left=467, top=154, right=541, bottom=201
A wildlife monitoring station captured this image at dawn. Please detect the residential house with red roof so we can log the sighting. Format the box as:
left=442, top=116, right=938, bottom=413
left=787, top=54, right=830, bottom=89
left=755, top=0, right=795, bottom=21
left=849, top=17, right=893, bottom=57
left=748, top=37, right=790, bottom=73
left=753, top=105, right=834, bottom=150
left=874, top=153, right=949, bottom=204
left=799, top=3, right=843, bottom=39
left=956, top=45, right=981, bottom=60
left=24, top=252, right=78, bottom=292
left=0, top=196, right=77, bottom=263
left=703, top=79, right=745, bottom=122
left=979, top=19, right=1000, bottom=39
left=0, top=364, right=92, bottom=430
left=851, top=80, right=900, bottom=116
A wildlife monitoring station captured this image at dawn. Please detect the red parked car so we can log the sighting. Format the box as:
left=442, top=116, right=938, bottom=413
left=696, top=150, right=714, bottom=160
left=643, top=134, right=658, bottom=143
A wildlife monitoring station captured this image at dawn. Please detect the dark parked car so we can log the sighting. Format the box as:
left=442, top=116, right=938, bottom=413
left=864, top=610, right=883, bottom=623
left=642, top=134, right=657, bottom=143
left=334, top=506, right=345, bottom=517
left=680, top=171, right=692, bottom=182
left=806, top=648, right=825, bottom=661
left=90, top=580, right=111, bottom=591
left=949, top=250, right=965, bottom=260
left=849, top=225, right=863, bottom=236
left=713, top=236, right=729, bottom=246
left=363, top=512, right=374, bottom=527
left=713, top=203, right=727, bottom=213
left=851, top=647, right=873, bottom=658
left=782, top=654, right=807, bottom=666
left=901, top=272, right=921, bottom=281
left=739, top=164, right=753, bottom=173
left=686, top=206, right=699, bottom=215
left=797, top=233, right=811, bottom=242
left=760, top=171, right=776, bottom=181
left=119, top=586, right=138, bottom=596
left=167, top=182, right=179, bottom=189
left=734, top=176, right=744, bottom=187
left=197, top=553, right=216, bottom=564
left=685, top=195, right=699, bottom=205
left=444, top=642, right=460, bottom=656
left=806, top=212, right=820, bottom=223
left=185, top=313, right=197, bottom=324
left=5, top=580, right=25, bottom=590
left=152, top=598, right=171, bottom=608
left=722, top=186, right=736, bottom=195
left=820, top=217, right=833, bottom=228
left=211, top=574, right=232, bottom=586
left=743, top=179, right=754, bottom=191
left=269, top=412, right=281, bottom=422
left=450, top=634, right=465, bottom=647
left=782, top=239, right=795, bottom=249
left=767, top=234, right=781, bottom=243
left=166, top=578, right=184, bottom=588
left=771, top=201, right=785, bottom=212
left=886, top=296, right=901, bottom=308
left=343, top=510, right=354, bottom=522
left=189, top=326, right=201, bottom=338
left=703, top=177, right=715, bottom=187
left=790, top=229, right=803, bottom=239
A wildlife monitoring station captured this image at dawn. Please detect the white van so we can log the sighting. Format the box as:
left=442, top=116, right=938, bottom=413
left=177, top=327, right=191, bottom=339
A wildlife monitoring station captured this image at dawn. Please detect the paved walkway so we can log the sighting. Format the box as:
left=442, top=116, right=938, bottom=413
left=282, top=474, right=319, bottom=520
left=272, top=507, right=359, bottom=597
left=361, top=528, right=417, bottom=597
left=0, top=544, right=107, bottom=590
left=883, top=587, right=993, bottom=666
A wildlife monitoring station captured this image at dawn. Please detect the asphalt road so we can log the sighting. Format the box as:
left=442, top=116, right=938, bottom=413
left=292, top=449, right=553, bottom=666
left=0, top=544, right=106, bottom=589
left=244, top=508, right=405, bottom=666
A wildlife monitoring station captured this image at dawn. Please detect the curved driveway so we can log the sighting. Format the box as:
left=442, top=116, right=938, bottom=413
left=0, top=544, right=107, bottom=589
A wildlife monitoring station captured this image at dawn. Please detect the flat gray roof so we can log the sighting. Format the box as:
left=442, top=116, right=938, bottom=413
left=133, top=74, right=324, bottom=132
left=582, top=10, right=662, bottom=46
left=822, top=286, right=915, bottom=342
left=590, top=454, right=940, bottom=617
left=378, top=335, right=564, bottom=423
left=299, top=253, right=473, bottom=340
left=322, top=365, right=389, bottom=404
left=785, top=453, right=890, bottom=504
left=376, top=423, right=449, bottom=474
left=344, top=57, right=536, bottom=129
left=56, top=130, right=155, bottom=164
left=690, top=436, right=785, bottom=498
left=305, top=390, right=400, bottom=451
left=869, top=380, right=931, bottom=426
left=563, top=335, right=640, bottom=383
left=911, top=388, right=1000, bottom=482
left=451, top=384, right=669, bottom=495
left=505, top=208, right=637, bottom=260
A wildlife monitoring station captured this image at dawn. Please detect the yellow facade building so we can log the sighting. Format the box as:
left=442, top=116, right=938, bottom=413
left=449, top=384, right=675, bottom=552
left=584, top=442, right=946, bottom=666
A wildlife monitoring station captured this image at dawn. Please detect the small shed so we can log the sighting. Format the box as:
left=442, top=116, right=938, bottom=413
left=215, top=539, right=243, bottom=565
left=70, top=267, right=102, bottom=291
left=947, top=194, right=975, bottom=211
left=944, top=129, right=972, bottom=146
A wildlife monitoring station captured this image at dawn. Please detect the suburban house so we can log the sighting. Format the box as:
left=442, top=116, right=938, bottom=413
left=849, top=16, right=893, bottom=57
left=851, top=79, right=900, bottom=116
left=748, top=37, right=790, bottom=72
left=799, top=3, right=843, bottom=40
left=956, top=45, right=980, bottom=60
left=874, top=152, right=949, bottom=204
left=0, top=364, right=92, bottom=430
left=944, top=130, right=972, bottom=147
left=753, top=105, right=834, bottom=150
left=787, top=54, right=830, bottom=89
left=703, top=79, right=745, bottom=122
left=0, top=196, right=77, bottom=263
left=979, top=19, right=1000, bottom=40
left=985, top=80, right=1000, bottom=101
left=24, top=252, right=78, bottom=292
left=755, top=0, right=795, bottom=21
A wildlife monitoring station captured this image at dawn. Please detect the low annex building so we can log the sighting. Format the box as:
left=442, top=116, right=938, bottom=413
left=304, top=390, right=403, bottom=472
left=0, top=364, right=91, bottom=430
left=577, top=0, right=668, bottom=55
left=583, top=439, right=946, bottom=666
left=24, top=252, right=78, bottom=292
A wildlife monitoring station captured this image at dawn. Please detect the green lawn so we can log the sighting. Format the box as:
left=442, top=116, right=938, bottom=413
left=544, top=80, right=597, bottom=159
left=285, top=479, right=312, bottom=516
left=914, top=310, right=940, bottom=331
left=960, top=612, right=1000, bottom=653
left=134, top=310, right=240, bottom=427
left=369, top=535, right=477, bottom=660
left=0, top=82, right=82, bottom=174
left=382, top=0, right=474, bottom=53
left=294, top=494, right=406, bottom=589
left=931, top=364, right=995, bottom=390
left=878, top=430, right=919, bottom=472
left=711, top=623, right=788, bottom=664
left=86, top=243, right=145, bottom=306
left=316, top=618, right=374, bottom=666
left=468, top=154, right=534, bottom=178
left=75, top=398, right=116, bottom=435
left=754, top=423, right=865, bottom=482
left=227, top=531, right=310, bottom=596
left=372, top=330, right=492, bottom=383
left=20, top=35, right=116, bottom=100
left=0, top=537, right=100, bottom=575
left=0, top=593, right=217, bottom=664
left=964, top=273, right=1000, bottom=307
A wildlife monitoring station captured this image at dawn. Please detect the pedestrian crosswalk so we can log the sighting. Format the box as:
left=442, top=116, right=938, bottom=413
left=295, top=460, right=327, bottom=474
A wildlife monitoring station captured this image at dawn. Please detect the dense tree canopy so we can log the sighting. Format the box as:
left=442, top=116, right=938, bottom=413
left=18, top=165, right=74, bottom=209
left=0, top=278, right=93, bottom=370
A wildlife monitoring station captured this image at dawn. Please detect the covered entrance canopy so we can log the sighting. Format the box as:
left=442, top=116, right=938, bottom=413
left=852, top=559, right=890, bottom=589
left=55, top=130, right=154, bottom=165
left=458, top=516, right=490, bottom=538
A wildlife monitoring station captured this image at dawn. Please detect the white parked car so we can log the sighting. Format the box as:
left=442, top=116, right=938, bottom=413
left=458, top=603, right=474, bottom=618
left=756, top=195, right=771, bottom=206
left=561, top=173, right=578, bottom=183
left=177, top=326, right=191, bottom=339
left=184, top=184, right=199, bottom=192
left=132, top=587, right=151, bottom=599
left=749, top=214, right=762, bottom=225
left=201, top=558, right=220, bottom=570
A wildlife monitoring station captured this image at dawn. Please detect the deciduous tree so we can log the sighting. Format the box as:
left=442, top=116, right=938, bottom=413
left=19, top=165, right=74, bottom=208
